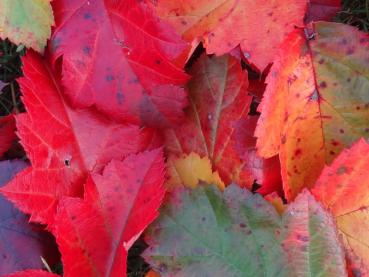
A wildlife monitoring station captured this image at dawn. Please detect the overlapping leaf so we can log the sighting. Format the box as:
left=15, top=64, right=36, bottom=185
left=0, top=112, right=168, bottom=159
left=53, top=150, right=165, bottom=277
left=50, top=0, right=189, bottom=127
left=166, top=152, right=224, bottom=190
left=234, top=116, right=282, bottom=195
left=312, top=139, right=369, bottom=276
left=0, top=160, right=58, bottom=275
left=256, top=22, right=369, bottom=200
left=150, top=0, right=307, bottom=70
left=165, top=53, right=252, bottom=187
left=1, top=52, right=157, bottom=225
left=144, top=184, right=346, bottom=276
left=0, top=0, right=54, bottom=52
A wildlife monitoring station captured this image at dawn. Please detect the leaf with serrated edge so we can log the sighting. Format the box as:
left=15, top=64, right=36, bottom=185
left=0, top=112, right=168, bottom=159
left=256, top=22, right=369, bottom=200
left=0, top=0, right=53, bottom=52
left=313, top=139, right=369, bottom=276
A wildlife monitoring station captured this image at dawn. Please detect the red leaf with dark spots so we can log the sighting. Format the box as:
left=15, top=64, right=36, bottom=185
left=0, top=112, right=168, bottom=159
left=50, top=0, right=189, bottom=127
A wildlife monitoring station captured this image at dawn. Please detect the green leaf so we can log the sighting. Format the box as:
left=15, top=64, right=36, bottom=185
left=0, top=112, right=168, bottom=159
left=144, top=185, right=347, bottom=277
left=0, top=0, right=54, bottom=52
left=282, top=190, right=347, bottom=277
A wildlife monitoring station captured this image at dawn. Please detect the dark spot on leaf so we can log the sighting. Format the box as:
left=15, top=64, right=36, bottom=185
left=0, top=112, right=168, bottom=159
left=366, top=128, right=369, bottom=133
left=347, top=78, right=351, bottom=82
left=319, top=81, right=327, bottom=88
left=71, top=215, right=76, bottom=220
left=116, top=90, right=124, bottom=104
left=83, top=46, right=91, bottom=55
left=336, top=166, right=347, bottom=175
left=136, top=178, right=142, bottom=183
left=352, top=268, right=362, bottom=277
left=356, top=106, right=361, bottom=110
left=201, top=217, right=206, bottom=222
left=239, top=223, right=246, bottom=228
left=318, top=58, right=325, bottom=64
left=329, top=151, right=335, bottom=155
left=181, top=19, right=187, bottom=25
left=106, top=75, right=114, bottom=81
left=331, top=140, right=339, bottom=146
left=296, top=234, right=309, bottom=242
left=155, top=59, right=161, bottom=65
left=84, top=12, right=92, bottom=20
left=294, top=149, right=302, bottom=157
left=51, top=37, right=61, bottom=52
left=267, top=12, right=273, bottom=16
left=339, top=129, right=344, bottom=134
left=341, top=38, right=348, bottom=45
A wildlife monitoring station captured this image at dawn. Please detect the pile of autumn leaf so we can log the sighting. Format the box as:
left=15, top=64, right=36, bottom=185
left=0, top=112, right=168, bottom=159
left=1, top=0, right=369, bottom=276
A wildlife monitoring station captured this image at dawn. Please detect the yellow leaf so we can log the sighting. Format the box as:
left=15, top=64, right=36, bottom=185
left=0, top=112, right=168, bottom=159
left=167, top=152, right=225, bottom=190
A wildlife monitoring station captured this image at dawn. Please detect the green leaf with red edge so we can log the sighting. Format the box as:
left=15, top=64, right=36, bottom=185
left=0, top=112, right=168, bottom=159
left=49, top=0, right=189, bottom=127
left=144, top=184, right=346, bottom=276
left=53, top=149, right=165, bottom=277
left=256, top=22, right=369, bottom=200
left=0, top=115, right=16, bottom=157
left=4, top=270, right=59, bottom=277
left=164, top=53, right=253, bottom=187
left=0, top=51, right=159, bottom=226
left=0, top=160, right=59, bottom=276
left=0, top=0, right=54, bottom=52
left=312, top=139, right=369, bottom=276
left=150, top=0, right=307, bottom=71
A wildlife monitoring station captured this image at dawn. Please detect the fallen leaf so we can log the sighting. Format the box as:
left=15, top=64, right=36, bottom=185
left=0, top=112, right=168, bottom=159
left=50, top=0, right=189, bottom=127
left=165, top=53, right=252, bottom=186
left=1, top=51, right=157, bottom=225
left=234, top=116, right=282, bottom=195
left=166, top=152, right=225, bottom=190
left=53, top=149, right=165, bottom=277
left=282, top=190, right=346, bottom=276
left=0, top=160, right=59, bottom=276
left=312, top=139, right=369, bottom=276
left=0, top=0, right=54, bottom=52
left=150, top=0, right=307, bottom=70
left=144, top=184, right=346, bottom=276
left=256, top=22, right=369, bottom=200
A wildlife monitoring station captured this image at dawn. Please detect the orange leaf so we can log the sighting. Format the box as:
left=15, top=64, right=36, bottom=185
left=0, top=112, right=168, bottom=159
left=256, top=22, right=369, bottom=200
left=151, top=0, right=307, bottom=70
left=312, top=139, right=369, bottom=276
